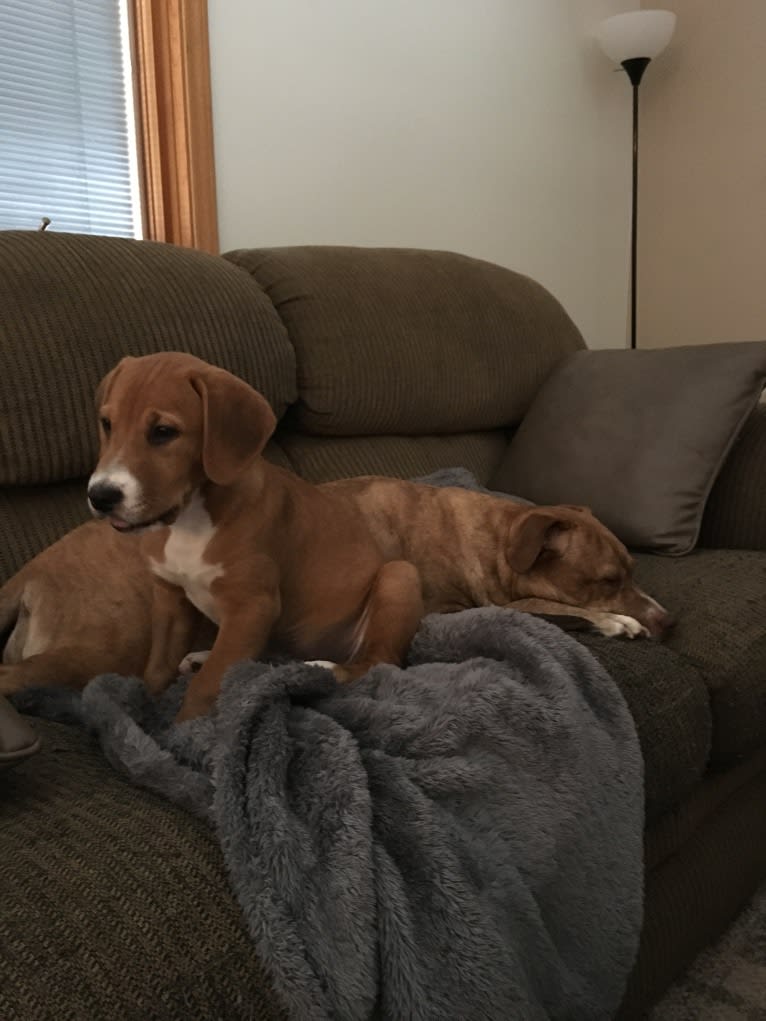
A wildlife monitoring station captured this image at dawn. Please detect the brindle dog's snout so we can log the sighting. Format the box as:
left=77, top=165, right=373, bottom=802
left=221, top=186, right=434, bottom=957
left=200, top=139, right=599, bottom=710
left=88, top=481, right=124, bottom=515
left=645, top=604, right=675, bottom=638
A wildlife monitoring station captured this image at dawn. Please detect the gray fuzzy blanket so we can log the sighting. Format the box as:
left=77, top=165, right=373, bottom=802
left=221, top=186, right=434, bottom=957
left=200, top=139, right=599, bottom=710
left=16, top=606, right=643, bottom=1021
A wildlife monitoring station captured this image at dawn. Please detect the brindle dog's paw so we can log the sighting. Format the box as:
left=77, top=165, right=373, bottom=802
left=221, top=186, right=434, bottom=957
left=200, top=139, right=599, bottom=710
left=593, top=613, right=649, bottom=639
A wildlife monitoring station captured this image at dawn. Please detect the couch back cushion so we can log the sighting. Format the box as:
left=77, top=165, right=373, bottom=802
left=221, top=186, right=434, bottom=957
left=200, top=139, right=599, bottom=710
left=224, top=246, right=585, bottom=436
left=0, top=231, right=297, bottom=486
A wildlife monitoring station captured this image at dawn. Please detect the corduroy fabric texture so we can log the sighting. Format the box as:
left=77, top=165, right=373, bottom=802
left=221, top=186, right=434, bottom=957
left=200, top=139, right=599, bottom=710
left=574, top=633, right=711, bottom=823
left=0, top=719, right=287, bottom=1021
left=0, top=231, right=297, bottom=486
left=224, top=246, right=585, bottom=436
left=701, top=404, right=766, bottom=551
left=631, top=549, right=766, bottom=768
left=276, top=429, right=509, bottom=484
left=616, top=756, right=766, bottom=1020
left=645, top=748, right=766, bottom=872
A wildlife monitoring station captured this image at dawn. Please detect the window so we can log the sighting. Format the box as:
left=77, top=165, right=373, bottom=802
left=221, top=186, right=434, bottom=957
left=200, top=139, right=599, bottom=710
left=0, top=0, right=142, bottom=237
left=0, top=0, right=217, bottom=251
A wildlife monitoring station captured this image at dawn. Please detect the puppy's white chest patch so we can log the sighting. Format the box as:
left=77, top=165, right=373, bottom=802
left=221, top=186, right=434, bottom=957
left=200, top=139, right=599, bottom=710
left=150, top=494, right=223, bottom=622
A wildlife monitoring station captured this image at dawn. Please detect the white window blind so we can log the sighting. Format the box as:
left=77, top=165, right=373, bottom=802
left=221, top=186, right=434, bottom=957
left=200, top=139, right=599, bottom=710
left=0, top=0, right=142, bottom=237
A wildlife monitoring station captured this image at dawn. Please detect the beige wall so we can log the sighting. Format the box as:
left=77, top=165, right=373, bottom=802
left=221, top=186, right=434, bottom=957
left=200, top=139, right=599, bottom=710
left=638, top=0, right=766, bottom=348
left=208, top=1, right=635, bottom=350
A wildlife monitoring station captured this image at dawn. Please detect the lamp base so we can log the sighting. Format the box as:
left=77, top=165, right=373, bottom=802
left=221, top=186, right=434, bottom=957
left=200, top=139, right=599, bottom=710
left=621, top=56, right=651, bottom=87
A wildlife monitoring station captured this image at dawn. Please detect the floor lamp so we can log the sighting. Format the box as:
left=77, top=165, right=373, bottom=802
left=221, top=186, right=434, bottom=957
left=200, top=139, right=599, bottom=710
left=594, top=10, right=676, bottom=349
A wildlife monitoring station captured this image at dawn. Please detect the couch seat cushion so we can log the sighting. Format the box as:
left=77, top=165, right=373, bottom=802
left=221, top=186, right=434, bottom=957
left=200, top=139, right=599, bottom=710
left=632, top=549, right=766, bottom=769
left=573, top=633, right=711, bottom=823
left=1, top=718, right=285, bottom=1021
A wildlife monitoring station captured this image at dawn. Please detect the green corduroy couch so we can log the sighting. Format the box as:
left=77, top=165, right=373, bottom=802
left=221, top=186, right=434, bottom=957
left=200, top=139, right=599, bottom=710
left=1, top=231, right=764, bottom=1020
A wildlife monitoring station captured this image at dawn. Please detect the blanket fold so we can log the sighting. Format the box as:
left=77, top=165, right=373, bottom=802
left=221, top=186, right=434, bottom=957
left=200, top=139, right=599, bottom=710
left=17, top=606, right=642, bottom=1020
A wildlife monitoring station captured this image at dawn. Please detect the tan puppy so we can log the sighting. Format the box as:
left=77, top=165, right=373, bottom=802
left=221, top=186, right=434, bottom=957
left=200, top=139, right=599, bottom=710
left=322, top=476, right=673, bottom=639
left=87, top=353, right=423, bottom=721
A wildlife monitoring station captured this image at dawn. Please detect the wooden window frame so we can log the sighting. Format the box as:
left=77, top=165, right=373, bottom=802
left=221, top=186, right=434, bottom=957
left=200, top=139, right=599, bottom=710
left=130, top=0, right=219, bottom=253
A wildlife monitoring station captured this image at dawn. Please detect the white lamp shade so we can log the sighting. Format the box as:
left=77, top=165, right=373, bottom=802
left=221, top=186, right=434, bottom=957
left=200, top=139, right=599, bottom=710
left=594, top=10, right=676, bottom=62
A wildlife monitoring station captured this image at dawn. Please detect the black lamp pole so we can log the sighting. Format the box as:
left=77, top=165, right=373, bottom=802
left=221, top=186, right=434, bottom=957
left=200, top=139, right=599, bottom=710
left=621, top=56, right=650, bottom=350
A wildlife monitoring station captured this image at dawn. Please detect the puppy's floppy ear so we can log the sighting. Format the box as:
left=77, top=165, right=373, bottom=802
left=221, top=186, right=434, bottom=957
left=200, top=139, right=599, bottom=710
left=191, top=368, right=277, bottom=486
left=506, top=508, right=574, bottom=574
left=95, top=356, right=133, bottom=410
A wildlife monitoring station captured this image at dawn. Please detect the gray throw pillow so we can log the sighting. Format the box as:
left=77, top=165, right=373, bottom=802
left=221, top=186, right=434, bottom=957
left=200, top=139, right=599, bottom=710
left=489, top=342, right=766, bottom=555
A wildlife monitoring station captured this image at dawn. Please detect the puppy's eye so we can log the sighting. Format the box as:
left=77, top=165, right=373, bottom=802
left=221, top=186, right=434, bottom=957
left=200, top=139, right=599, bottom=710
left=100, top=417, right=111, bottom=436
left=148, top=424, right=179, bottom=446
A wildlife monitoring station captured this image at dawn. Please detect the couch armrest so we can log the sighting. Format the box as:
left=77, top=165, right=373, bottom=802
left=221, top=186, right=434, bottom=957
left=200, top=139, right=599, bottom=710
left=699, top=403, right=766, bottom=550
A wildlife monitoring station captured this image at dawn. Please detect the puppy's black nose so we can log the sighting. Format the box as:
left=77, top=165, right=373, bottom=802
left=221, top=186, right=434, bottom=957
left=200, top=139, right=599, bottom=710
left=88, top=482, right=123, bottom=514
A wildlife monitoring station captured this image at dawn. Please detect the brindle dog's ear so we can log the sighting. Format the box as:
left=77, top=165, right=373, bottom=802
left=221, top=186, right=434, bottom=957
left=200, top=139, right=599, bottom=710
left=95, top=356, right=133, bottom=410
left=561, top=504, right=592, bottom=516
left=506, top=509, right=574, bottom=574
left=191, top=367, right=276, bottom=486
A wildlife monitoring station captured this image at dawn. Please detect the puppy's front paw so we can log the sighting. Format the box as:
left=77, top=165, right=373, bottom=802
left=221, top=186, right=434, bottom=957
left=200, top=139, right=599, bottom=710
left=305, top=659, right=352, bottom=682
left=594, top=613, right=649, bottom=639
left=178, top=650, right=211, bottom=676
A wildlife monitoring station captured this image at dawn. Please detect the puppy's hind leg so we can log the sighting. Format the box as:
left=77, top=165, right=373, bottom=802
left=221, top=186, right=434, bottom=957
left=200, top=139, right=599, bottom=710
left=336, top=560, right=424, bottom=681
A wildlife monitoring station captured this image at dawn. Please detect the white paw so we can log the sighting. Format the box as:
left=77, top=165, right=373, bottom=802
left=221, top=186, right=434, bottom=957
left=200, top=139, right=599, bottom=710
left=596, top=614, right=649, bottom=639
left=178, top=650, right=211, bottom=675
left=304, top=660, right=337, bottom=670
